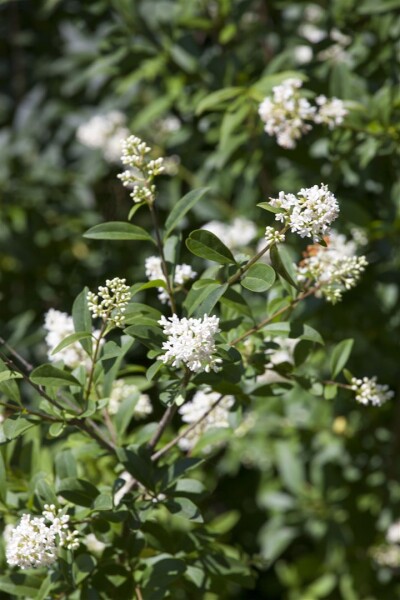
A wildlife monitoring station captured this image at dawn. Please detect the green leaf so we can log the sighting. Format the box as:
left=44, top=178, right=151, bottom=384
left=117, top=446, right=155, bottom=491
left=260, top=525, right=297, bottom=563
left=51, top=332, right=93, bottom=356
left=270, top=245, right=299, bottom=289
left=184, top=282, right=228, bottom=316
left=72, top=288, right=93, bottom=355
left=164, top=187, right=210, bottom=239
left=0, top=574, right=44, bottom=597
left=93, top=493, right=114, bottom=511
left=48, top=422, right=65, bottom=438
left=3, top=417, right=36, bottom=441
left=186, top=229, right=236, bottom=265
left=241, top=264, right=276, bottom=292
left=257, top=202, right=283, bottom=214
left=275, top=441, right=305, bottom=494
left=330, top=339, right=354, bottom=378
left=55, top=450, right=77, bottom=480
left=166, top=497, right=203, bottom=522
left=30, top=364, right=81, bottom=387
left=84, top=222, right=155, bottom=243
left=0, top=452, right=6, bottom=502
left=263, top=322, right=323, bottom=345
left=196, top=87, right=243, bottom=115
left=57, top=477, right=100, bottom=507
left=0, top=370, right=22, bottom=383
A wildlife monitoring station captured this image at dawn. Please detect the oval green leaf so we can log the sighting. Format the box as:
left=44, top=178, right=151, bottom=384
left=84, top=222, right=155, bottom=243
left=186, top=230, right=236, bottom=265
left=241, top=264, right=276, bottom=292
left=31, top=364, right=81, bottom=387
left=164, top=188, right=210, bottom=239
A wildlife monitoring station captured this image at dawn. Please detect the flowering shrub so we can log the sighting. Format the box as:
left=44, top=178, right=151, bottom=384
left=0, top=128, right=395, bottom=597
left=1, top=1, right=400, bottom=598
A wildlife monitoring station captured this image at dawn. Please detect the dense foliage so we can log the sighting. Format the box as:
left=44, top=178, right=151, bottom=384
left=1, top=1, right=400, bottom=598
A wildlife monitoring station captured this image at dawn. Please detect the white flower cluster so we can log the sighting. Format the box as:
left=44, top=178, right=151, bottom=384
left=76, top=111, right=129, bottom=163
left=314, top=95, right=348, bottom=129
left=351, top=376, right=394, bottom=407
left=145, top=256, right=196, bottom=304
left=158, top=314, right=222, bottom=373
left=264, top=226, right=286, bottom=245
left=6, top=505, right=79, bottom=570
left=370, top=544, right=400, bottom=569
left=258, top=78, right=348, bottom=148
left=178, top=388, right=234, bottom=451
left=296, top=231, right=368, bottom=302
left=87, top=277, right=131, bottom=328
left=269, top=183, right=339, bottom=241
left=44, top=309, right=101, bottom=369
left=108, top=379, right=152, bottom=417
left=118, top=135, right=164, bottom=204
left=202, top=217, right=257, bottom=250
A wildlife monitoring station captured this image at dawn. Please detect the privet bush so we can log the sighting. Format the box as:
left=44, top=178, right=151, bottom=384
left=1, top=1, right=400, bottom=598
left=0, top=117, right=394, bottom=597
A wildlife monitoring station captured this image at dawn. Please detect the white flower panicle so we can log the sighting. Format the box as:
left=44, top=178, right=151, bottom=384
left=145, top=256, right=197, bottom=304
left=76, top=111, right=129, bottom=163
left=296, top=231, right=368, bottom=302
left=6, top=505, right=79, bottom=570
left=202, top=217, right=257, bottom=250
left=44, top=309, right=101, bottom=369
left=351, top=376, right=394, bottom=407
left=87, top=277, right=131, bottom=328
left=178, top=388, right=234, bottom=451
left=258, top=78, right=348, bottom=148
left=159, top=314, right=222, bottom=373
left=117, top=135, right=164, bottom=204
left=258, top=78, right=316, bottom=149
left=314, top=95, right=348, bottom=129
left=108, top=380, right=153, bottom=417
left=269, top=184, right=339, bottom=241
left=264, top=226, right=286, bottom=245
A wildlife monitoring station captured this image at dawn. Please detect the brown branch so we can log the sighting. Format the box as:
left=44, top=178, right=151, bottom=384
left=230, top=286, right=317, bottom=346
left=151, top=394, right=225, bottom=461
left=147, top=404, right=178, bottom=451
left=0, top=336, right=33, bottom=372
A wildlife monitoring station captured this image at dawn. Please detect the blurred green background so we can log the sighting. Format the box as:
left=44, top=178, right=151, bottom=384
left=1, top=0, right=400, bottom=597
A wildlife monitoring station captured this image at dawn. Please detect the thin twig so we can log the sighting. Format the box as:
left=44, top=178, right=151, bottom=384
left=0, top=401, right=62, bottom=423
left=227, top=226, right=288, bottom=287
left=147, top=404, right=178, bottom=451
left=151, top=394, right=225, bottom=461
left=0, top=336, right=33, bottom=371
left=230, top=287, right=317, bottom=346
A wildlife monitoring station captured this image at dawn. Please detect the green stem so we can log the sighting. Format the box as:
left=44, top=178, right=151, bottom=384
left=230, top=286, right=317, bottom=346
left=227, top=225, right=288, bottom=287
left=148, top=202, right=177, bottom=314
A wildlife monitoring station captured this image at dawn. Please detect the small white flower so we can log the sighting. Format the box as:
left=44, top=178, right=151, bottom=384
left=159, top=314, right=222, bottom=373
left=178, top=388, right=234, bottom=451
left=296, top=230, right=367, bottom=302
left=108, top=380, right=152, bottom=417
left=77, top=111, right=129, bottom=163
left=264, top=226, right=285, bottom=245
left=293, top=45, right=313, bottom=65
left=117, top=135, right=164, bottom=204
left=351, top=376, right=394, bottom=406
left=269, top=184, right=339, bottom=242
left=258, top=78, right=316, bottom=149
left=5, top=506, right=79, bottom=569
left=87, top=277, right=131, bottom=328
left=314, top=95, right=348, bottom=129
